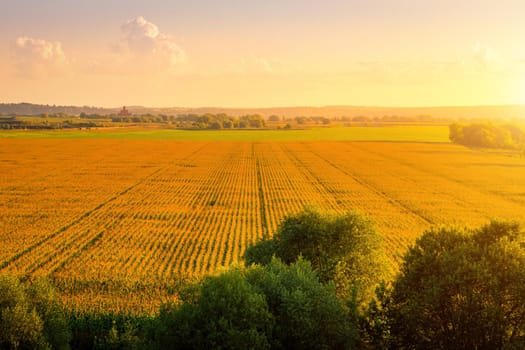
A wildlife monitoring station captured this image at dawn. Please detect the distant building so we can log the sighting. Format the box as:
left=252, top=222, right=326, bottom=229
left=118, top=106, right=131, bottom=116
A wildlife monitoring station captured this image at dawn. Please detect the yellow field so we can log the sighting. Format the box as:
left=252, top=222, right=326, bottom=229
left=1, top=139, right=525, bottom=313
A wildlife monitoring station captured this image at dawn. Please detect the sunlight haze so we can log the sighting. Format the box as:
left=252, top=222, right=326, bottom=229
left=1, top=0, right=524, bottom=107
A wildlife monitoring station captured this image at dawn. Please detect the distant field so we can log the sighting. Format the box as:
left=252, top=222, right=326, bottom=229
left=1, top=137, right=525, bottom=313
left=0, top=125, right=450, bottom=142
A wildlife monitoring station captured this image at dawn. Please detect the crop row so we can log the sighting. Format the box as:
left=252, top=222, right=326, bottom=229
left=2, top=139, right=525, bottom=312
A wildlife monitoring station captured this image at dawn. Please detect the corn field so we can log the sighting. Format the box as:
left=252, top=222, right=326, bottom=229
left=1, top=139, right=525, bottom=313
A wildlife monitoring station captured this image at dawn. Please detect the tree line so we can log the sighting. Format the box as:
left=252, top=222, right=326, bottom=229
left=0, top=113, right=269, bottom=130
left=0, top=103, right=109, bottom=116
left=0, top=116, right=98, bottom=130
left=2, top=208, right=525, bottom=349
left=449, top=122, right=525, bottom=149
left=112, top=113, right=267, bottom=129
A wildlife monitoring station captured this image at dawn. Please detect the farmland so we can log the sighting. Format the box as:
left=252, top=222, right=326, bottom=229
left=1, top=133, right=525, bottom=313
left=0, top=125, right=449, bottom=142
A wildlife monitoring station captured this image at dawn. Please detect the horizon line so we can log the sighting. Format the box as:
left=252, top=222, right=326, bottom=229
left=3, top=101, right=525, bottom=110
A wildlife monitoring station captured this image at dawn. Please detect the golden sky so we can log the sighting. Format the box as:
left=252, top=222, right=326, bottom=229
left=1, top=0, right=524, bottom=107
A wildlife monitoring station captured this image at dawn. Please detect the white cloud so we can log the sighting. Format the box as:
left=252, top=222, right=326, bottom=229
left=470, top=43, right=503, bottom=71
left=11, top=36, right=68, bottom=78
left=119, top=16, right=185, bottom=69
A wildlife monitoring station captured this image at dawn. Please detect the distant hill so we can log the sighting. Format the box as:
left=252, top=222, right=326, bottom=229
left=2, top=102, right=525, bottom=120
left=0, top=103, right=114, bottom=116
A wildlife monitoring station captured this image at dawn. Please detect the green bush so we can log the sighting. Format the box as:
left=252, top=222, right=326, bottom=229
left=449, top=122, right=525, bottom=149
left=157, top=258, right=354, bottom=349
left=388, top=221, right=525, bottom=349
left=245, top=207, right=387, bottom=303
left=0, top=275, right=71, bottom=350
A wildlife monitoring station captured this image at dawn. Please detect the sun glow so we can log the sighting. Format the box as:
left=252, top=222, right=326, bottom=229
left=520, top=78, right=525, bottom=105
left=1, top=1, right=524, bottom=107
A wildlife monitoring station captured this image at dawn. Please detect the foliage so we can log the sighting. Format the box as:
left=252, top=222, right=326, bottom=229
left=0, top=275, right=71, bottom=350
left=294, top=116, right=331, bottom=125
left=449, top=122, right=525, bottom=149
left=27, top=279, right=72, bottom=350
left=245, top=207, right=387, bottom=303
left=246, top=257, right=355, bottom=350
left=5, top=220, right=525, bottom=349
left=111, top=113, right=267, bottom=129
left=359, top=282, right=393, bottom=350
left=68, top=311, right=157, bottom=350
left=388, top=221, right=525, bottom=350
left=243, top=239, right=278, bottom=266
left=157, top=258, right=354, bottom=349
left=157, top=267, right=273, bottom=349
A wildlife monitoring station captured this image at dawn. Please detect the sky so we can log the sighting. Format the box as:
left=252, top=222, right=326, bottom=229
left=1, top=0, right=525, bottom=108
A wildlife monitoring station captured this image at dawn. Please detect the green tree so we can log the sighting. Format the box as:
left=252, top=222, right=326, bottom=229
left=0, top=275, right=70, bottom=350
left=223, top=119, right=233, bottom=128
left=157, top=268, right=273, bottom=349
left=245, top=207, right=387, bottom=303
left=244, top=239, right=278, bottom=267
left=157, top=259, right=355, bottom=349
left=389, top=221, right=525, bottom=350
left=28, top=279, right=72, bottom=350
left=209, top=121, right=223, bottom=129
left=1, top=304, right=44, bottom=349
left=448, top=123, right=464, bottom=143
left=359, top=282, right=393, bottom=350
left=449, top=122, right=524, bottom=149
left=246, top=258, right=355, bottom=350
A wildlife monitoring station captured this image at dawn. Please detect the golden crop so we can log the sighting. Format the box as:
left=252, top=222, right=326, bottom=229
left=1, top=139, right=524, bottom=313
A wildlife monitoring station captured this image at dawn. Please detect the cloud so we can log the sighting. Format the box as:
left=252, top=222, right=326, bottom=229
left=119, top=16, right=185, bottom=70
left=83, top=16, right=186, bottom=76
left=469, top=43, right=503, bottom=72
left=11, top=36, right=68, bottom=78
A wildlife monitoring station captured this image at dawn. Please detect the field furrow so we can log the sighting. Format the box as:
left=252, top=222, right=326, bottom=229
left=2, top=138, right=525, bottom=312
